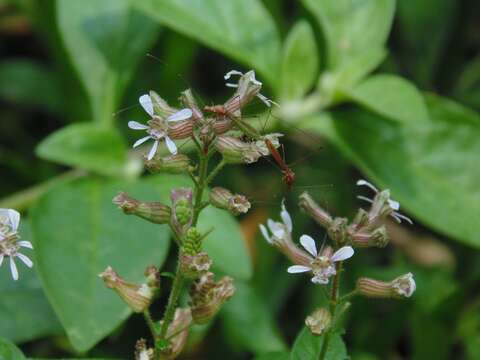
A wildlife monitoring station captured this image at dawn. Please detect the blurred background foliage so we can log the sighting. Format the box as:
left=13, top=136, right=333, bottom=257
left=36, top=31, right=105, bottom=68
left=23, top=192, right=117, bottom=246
left=0, top=0, right=479, bottom=359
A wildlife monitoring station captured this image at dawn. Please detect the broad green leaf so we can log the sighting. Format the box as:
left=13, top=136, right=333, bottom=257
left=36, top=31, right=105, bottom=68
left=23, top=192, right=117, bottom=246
left=291, top=328, right=348, bottom=360
left=0, top=338, right=26, bottom=360
left=222, top=282, right=286, bottom=354
left=340, top=74, right=430, bottom=124
left=146, top=174, right=253, bottom=280
left=302, top=0, right=394, bottom=69
left=198, top=207, right=252, bottom=280
left=36, top=123, right=128, bottom=177
left=454, top=55, right=480, bottom=110
left=0, top=59, right=60, bottom=113
left=57, top=0, right=159, bottom=124
left=255, top=353, right=289, bottom=360
left=30, top=178, right=171, bottom=351
left=304, top=95, right=480, bottom=247
left=0, top=222, right=62, bottom=343
left=133, top=0, right=281, bottom=87
left=281, top=20, right=319, bottom=100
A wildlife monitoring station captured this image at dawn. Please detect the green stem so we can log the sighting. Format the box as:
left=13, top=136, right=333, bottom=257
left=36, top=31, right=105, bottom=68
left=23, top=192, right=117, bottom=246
left=205, top=159, right=225, bottom=185
left=143, top=309, right=157, bottom=340
left=159, top=260, right=184, bottom=339
left=319, top=261, right=343, bottom=360
left=192, top=152, right=209, bottom=226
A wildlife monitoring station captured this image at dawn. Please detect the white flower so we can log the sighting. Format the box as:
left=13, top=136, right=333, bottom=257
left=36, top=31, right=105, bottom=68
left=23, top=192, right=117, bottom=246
left=259, top=200, right=292, bottom=244
left=128, top=94, right=193, bottom=160
left=391, top=272, right=416, bottom=298
left=287, top=235, right=354, bottom=284
left=0, top=209, right=33, bottom=281
left=356, top=179, right=413, bottom=224
left=224, top=70, right=279, bottom=107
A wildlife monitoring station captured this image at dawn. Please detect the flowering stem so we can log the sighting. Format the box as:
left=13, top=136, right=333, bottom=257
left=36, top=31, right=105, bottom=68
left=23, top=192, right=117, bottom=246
left=319, top=261, right=343, bottom=360
left=159, top=260, right=184, bottom=339
left=143, top=309, right=157, bottom=340
left=205, top=159, right=225, bottom=185
left=192, top=150, right=209, bottom=226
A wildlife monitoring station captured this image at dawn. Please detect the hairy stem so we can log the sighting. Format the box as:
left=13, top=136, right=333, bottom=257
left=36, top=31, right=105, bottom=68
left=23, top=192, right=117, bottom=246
left=143, top=309, right=157, bottom=340
left=159, top=260, right=184, bottom=339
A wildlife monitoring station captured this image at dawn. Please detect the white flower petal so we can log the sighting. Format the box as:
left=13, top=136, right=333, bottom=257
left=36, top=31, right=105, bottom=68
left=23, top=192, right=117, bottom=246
left=167, top=108, right=192, bottom=122
left=331, top=246, right=354, bottom=262
left=299, top=235, right=318, bottom=257
left=225, top=83, right=238, bottom=88
left=280, top=200, right=292, bottom=233
left=128, top=121, right=149, bottom=130
left=133, top=135, right=152, bottom=148
left=8, top=209, right=20, bottom=231
left=18, top=241, right=33, bottom=249
left=16, top=253, right=33, bottom=268
left=256, top=93, right=272, bottom=107
left=287, top=265, right=311, bottom=273
left=9, top=257, right=18, bottom=281
left=392, top=212, right=413, bottom=225
left=224, top=70, right=243, bottom=80
left=311, top=276, right=329, bottom=284
left=147, top=140, right=159, bottom=161
left=0, top=255, right=3, bottom=267
left=267, top=219, right=284, bottom=238
left=259, top=224, right=271, bottom=244
left=357, top=195, right=373, bottom=204
left=388, top=199, right=400, bottom=211
left=356, top=179, right=378, bottom=193
left=139, top=94, right=154, bottom=116
left=164, top=137, right=177, bottom=155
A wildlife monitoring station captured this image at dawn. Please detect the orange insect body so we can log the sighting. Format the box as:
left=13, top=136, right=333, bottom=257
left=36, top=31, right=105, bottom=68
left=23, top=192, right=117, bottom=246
left=265, top=139, right=296, bottom=190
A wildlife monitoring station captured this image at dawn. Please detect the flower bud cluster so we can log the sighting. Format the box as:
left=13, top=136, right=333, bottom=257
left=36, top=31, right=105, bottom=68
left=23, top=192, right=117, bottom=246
left=113, top=192, right=171, bottom=224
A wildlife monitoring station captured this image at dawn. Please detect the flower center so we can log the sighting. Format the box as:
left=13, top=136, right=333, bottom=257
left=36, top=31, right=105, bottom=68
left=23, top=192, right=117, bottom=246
left=147, top=118, right=168, bottom=139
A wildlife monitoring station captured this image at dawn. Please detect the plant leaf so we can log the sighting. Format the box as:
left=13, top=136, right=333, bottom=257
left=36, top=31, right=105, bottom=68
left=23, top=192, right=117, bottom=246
left=57, top=0, right=160, bottom=124
left=340, top=74, right=430, bottom=124
left=303, top=94, right=480, bottom=247
left=290, top=327, right=348, bottom=360
left=281, top=20, right=319, bottom=100
left=255, top=353, right=289, bottom=360
left=0, top=221, right=62, bottom=343
left=0, top=338, right=26, bottom=360
left=36, top=123, right=128, bottom=177
left=221, top=282, right=286, bottom=354
left=133, top=0, right=281, bottom=87
left=30, top=178, right=171, bottom=351
left=0, top=59, right=60, bottom=113
left=302, top=0, right=394, bottom=86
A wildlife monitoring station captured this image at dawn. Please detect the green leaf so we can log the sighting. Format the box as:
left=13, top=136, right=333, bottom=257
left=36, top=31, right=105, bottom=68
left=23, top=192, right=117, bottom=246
left=57, top=0, right=160, bottom=124
left=222, top=282, right=286, bottom=354
left=0, top=222, right=62, bottom=343
left=30, top=178, right=171, bottom=351
left=146, top=174, right=253, bottom=280
left=281, top=20, right=319, bottom=100
left=302, top=0, right=394, bottom=84
left=133, top=0, right=281, bottom=87
left=255, top=353, right=289, bottom=360
left=340, top=74, right=430, bottom=124
left=198, top=206, right=252, bottom=280
left=290, top=328, right=348, bottom=360
left=0, top=59, right=60, bottom=113
left=304, top=95, right=480, bottom=247
left=0, top=338, right=26, bottom=360
left=36, top=123, right=128, bottom=177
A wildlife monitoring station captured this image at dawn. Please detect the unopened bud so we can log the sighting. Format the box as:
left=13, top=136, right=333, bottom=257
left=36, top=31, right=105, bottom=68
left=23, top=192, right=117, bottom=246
left=167, top=119, right=194, bottom=140
left=135, top=339, right=154, bottom=360
left=299, top=192, right=333, bottom=228
left=215, top=135, right=262, bottom=164
left=149, top=91, right=179, bottom=119
left=180, top=89, right=203, bottom=123
left=145, top=154, right=192, bottom=174
left=113, top=192, right=171, bottom=224
left=305, top=308, right=331, bottom=336
left=356, top=273, right=416, bottom=299
left=170, top=188, right=193, bottom=235
left=180, top=251, right=212, bottom=279
left=209, top=187, right=251, bottom=215
left=327, top=217, right=348, bottom=245
left=99, top=266, right=154, bottom=312
left=158, top=308, right=192, bottom=360
left=182, top=227, right=202, bottom=255
left=351, top=226, right=389, bottom=248
left=190, top=272, right=235, bottom=324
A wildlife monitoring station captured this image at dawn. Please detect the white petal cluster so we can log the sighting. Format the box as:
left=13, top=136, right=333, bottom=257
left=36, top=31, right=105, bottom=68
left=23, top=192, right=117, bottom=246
left=259, top=200, right=292, bottom=244
left=224, top=70, right=279, bottom=107
left=128, top=94, right=193, bottom=160
left=356, top=179, right=413, bottom=224
left=0, top=209, right=33, bottom=281
left=288, top=235, right=354, bottom=284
